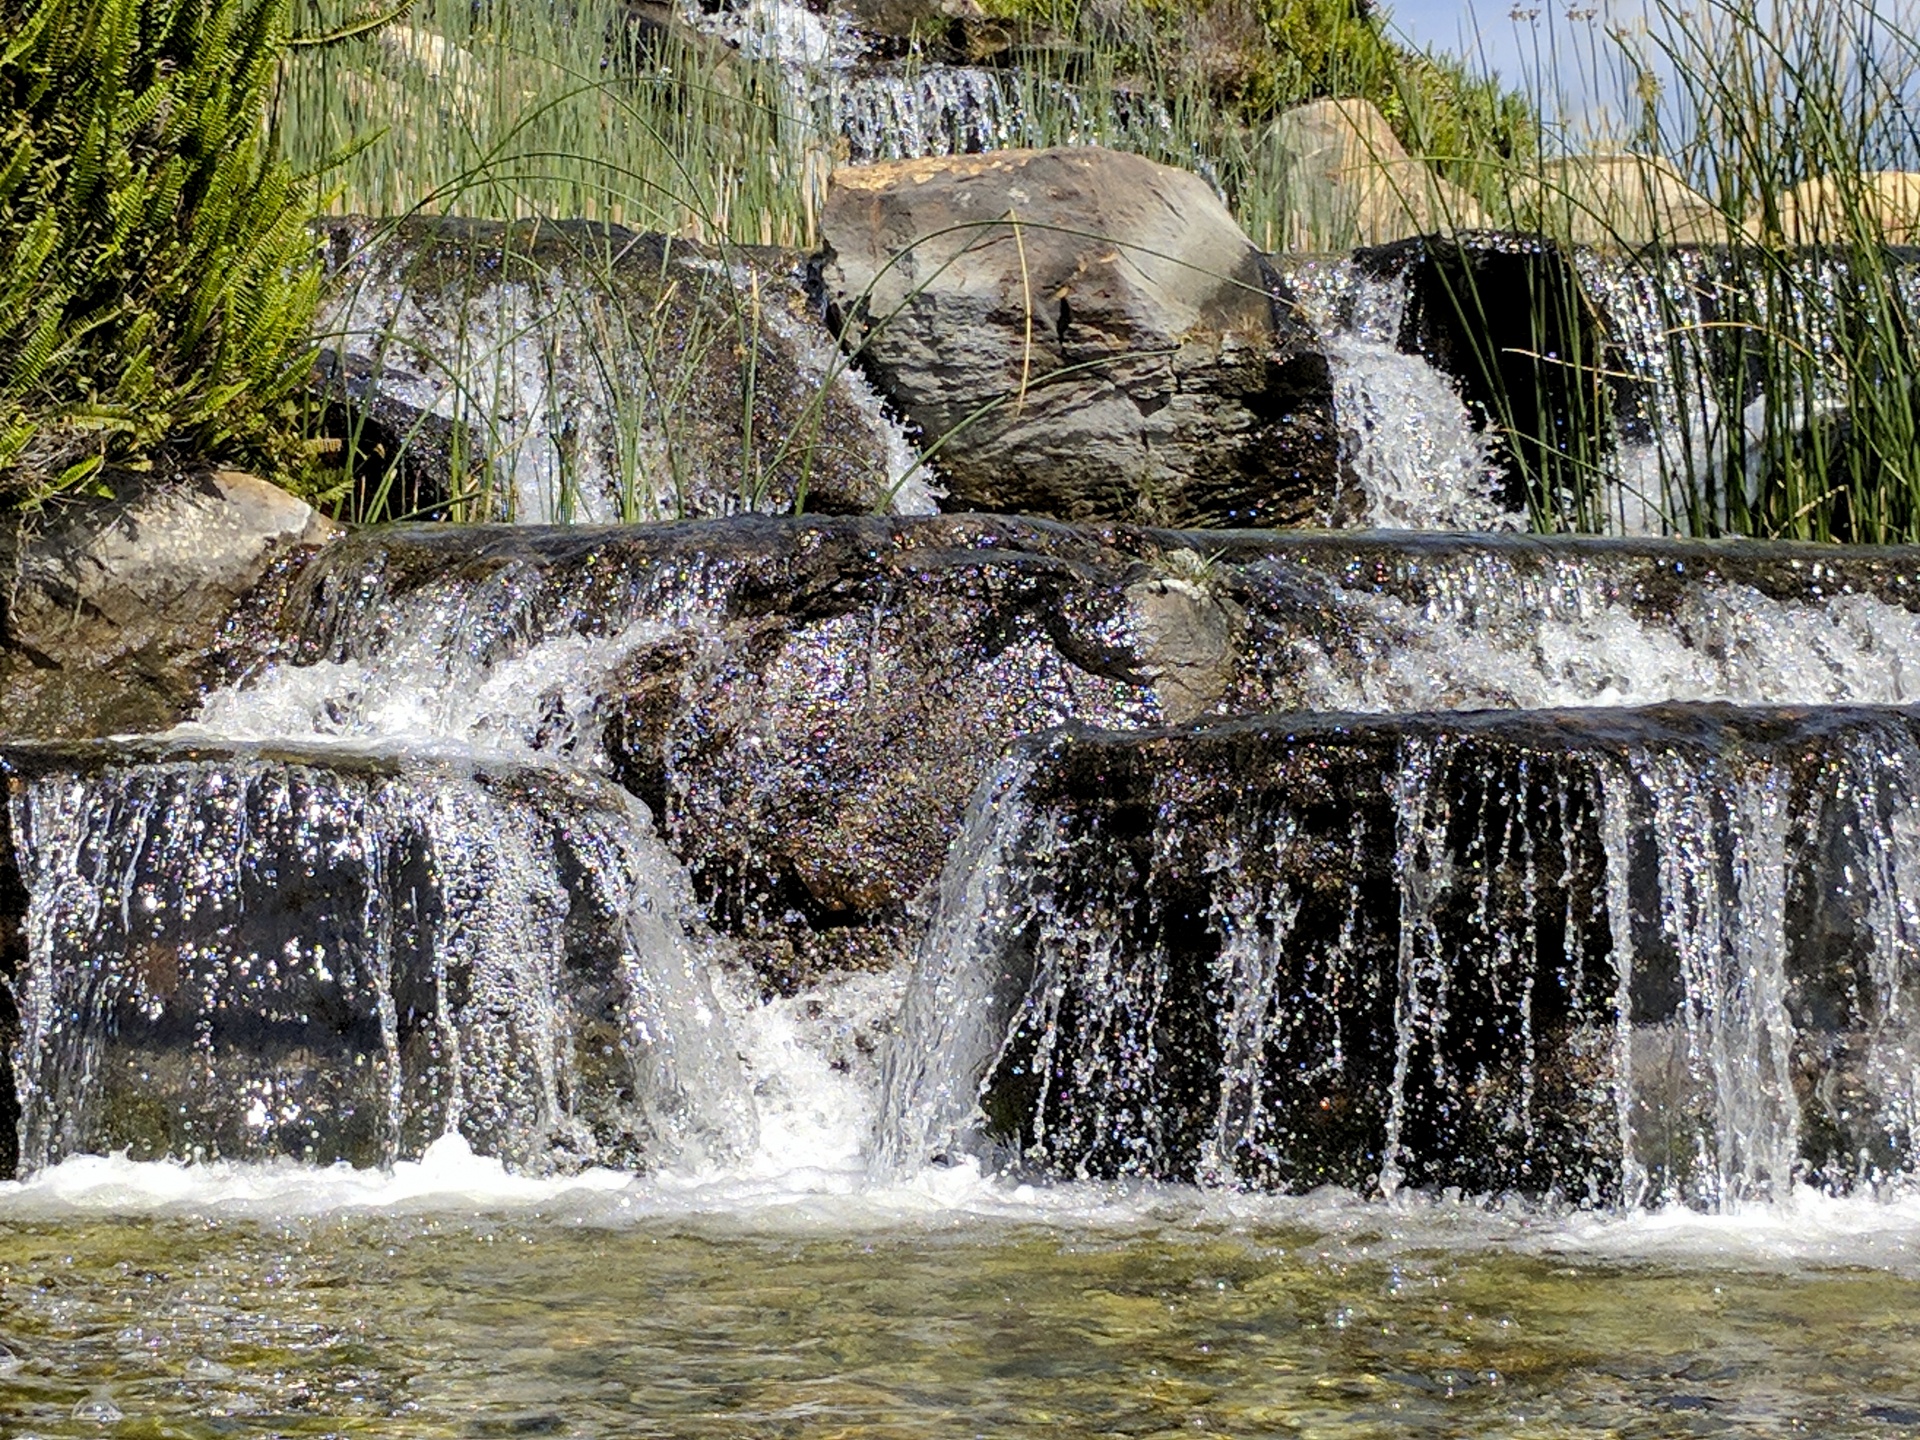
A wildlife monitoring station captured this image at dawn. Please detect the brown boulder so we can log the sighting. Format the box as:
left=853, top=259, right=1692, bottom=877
left=1265, top=97, right=1489, bottom=251
left=1516, top=152, right=1742, bottom=248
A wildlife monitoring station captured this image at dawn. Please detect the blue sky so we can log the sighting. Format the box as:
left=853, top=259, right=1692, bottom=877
left=1378, top=0, right=1920, bottom=152
left=1378, top=1, right=1641, bottom=132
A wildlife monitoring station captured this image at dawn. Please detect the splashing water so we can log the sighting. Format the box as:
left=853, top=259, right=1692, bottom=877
left=1286, top=258, right=1520, bottom=531
left=880, top=708, right=1920, bottom=1208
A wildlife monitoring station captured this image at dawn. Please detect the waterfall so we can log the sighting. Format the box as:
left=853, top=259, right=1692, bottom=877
left=879, top=707, right=1920, bottom=1205
left=836, top=67, right=1016, bottom=163
left=1285, top=258, right=1521, bottom=531
left=7, top=747, right=753, bottom=1175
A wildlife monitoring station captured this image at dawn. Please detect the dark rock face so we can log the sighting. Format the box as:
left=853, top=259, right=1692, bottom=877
left=315, top=217, right=929, bottom=524
left=885, top=706, right=1920, bottom=1203
left=0, top=471, right=335, bottom=739
left=309, top=349, right=477, bottom=522
left=233, top=517, right=1920, bottom=994
left=815, top=148, right=1348, bottom=527
left=1355, top=232, right=1610, bottom=517
left=0, top=740, right=747, bottom=1178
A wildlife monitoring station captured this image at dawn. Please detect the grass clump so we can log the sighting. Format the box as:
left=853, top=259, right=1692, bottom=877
left=1498, top=0, right=1920, bottom=542
left=0, top=0, right=322, bottom=503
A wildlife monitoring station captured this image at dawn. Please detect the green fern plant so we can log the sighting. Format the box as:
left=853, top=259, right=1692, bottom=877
left=0, top=0, right=321, bottom=502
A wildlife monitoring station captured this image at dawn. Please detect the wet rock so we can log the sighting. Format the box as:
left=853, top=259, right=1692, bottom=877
left=1265, top=97, right=1489, bottom=250
left=315, top=216, right=930, bottom=524
left=814, top=147, right=1347, bottom=527
left=1354, top=232, right=1611, bottom=516
left=886, top=704, right=1920, bottom=1201
left=0, top=471, right=336, bottom=739
left=843, top=0, right=1009, bottom=61
left=239, top=517, right=1920, bottom=993
left=308, top=349, right=477, bottom=521
left=0, top=740, right=748, bottom=1177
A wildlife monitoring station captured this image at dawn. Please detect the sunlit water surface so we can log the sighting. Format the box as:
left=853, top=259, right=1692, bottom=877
left=2, top=1151, right=1918, bottom=1438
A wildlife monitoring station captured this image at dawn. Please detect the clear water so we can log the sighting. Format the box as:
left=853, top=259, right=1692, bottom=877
left=3, top=1160, right=1920, bottom=1438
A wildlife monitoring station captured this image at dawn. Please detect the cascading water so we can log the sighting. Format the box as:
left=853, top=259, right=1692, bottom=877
left=11, top=518, right=1920, bottom=1214
left=1285, top=258, right=1520, bottom=531
left=6, top=747, right=753, bottom=1176
left=878, top=707, right=1920, bottom=1207
left=836, top=66, right=1016, bottom=163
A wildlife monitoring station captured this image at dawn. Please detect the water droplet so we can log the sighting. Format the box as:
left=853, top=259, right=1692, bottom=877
left=71, top=1394, right=123, bottom=1424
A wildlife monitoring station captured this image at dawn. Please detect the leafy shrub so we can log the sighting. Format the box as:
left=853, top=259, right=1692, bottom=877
left=0, top=0, right=320, bottom=502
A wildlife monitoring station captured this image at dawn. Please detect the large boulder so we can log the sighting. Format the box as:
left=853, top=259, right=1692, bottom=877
left=1775, top=170, right=1920, bottom=244
left=314, top=217, right=932, bottom=524
left=1264, top=97, right=1490, bottom=251
left=1516, top=152, right=1742, bottom=248
left=814, top=147, right=1348, bottom=528
left=0, top=471, right=336, bottom=739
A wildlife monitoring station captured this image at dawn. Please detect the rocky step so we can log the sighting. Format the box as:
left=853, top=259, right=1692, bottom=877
left=214, top=516, right=1920, bottom=988
left=0, top=739, right=750, bottom=1179
left=883, top=703, right=1920, bottom=1205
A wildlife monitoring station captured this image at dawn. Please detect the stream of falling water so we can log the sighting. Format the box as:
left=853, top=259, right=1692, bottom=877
left=1284, top=258, right=1520, bottom=531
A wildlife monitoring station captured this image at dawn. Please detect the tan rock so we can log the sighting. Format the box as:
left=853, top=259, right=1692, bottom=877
left=1775, top=171, right=1920, bottom=244
left=1516, top=153, right=1741, bottom=247
left=1265, top=97, right=1489, bottom=252
left=0, top=470, right=338, bottom=738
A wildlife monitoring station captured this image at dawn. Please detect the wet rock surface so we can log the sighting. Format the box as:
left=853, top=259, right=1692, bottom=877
left=815, top=147, right=1347, bottom=527
left=315, top=216, right=927, bottom=523
left=1354, top=233, right=1609, bottom=516
left=0, top=471, right=335, bottom=739
left=887, top=704, right=1920, bottom=1201
left=225, top=516, right=1920, bottom=995
left=0, top=739, right=745, bottom=1179
left=11, top=509, right=1920, bottom=1192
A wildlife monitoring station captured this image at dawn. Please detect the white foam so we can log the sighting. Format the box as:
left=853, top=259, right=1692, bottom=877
left=6, top=1146, right=1919, bottom=1273
left=186, top=617, right=684, bottom=763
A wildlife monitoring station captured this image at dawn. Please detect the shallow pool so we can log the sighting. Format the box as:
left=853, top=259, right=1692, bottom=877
left=3, top=1159, right=1917, bottom=1439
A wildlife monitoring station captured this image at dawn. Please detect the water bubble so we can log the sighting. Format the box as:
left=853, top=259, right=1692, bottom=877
left=71, top=1393, right=123, bottom=1424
